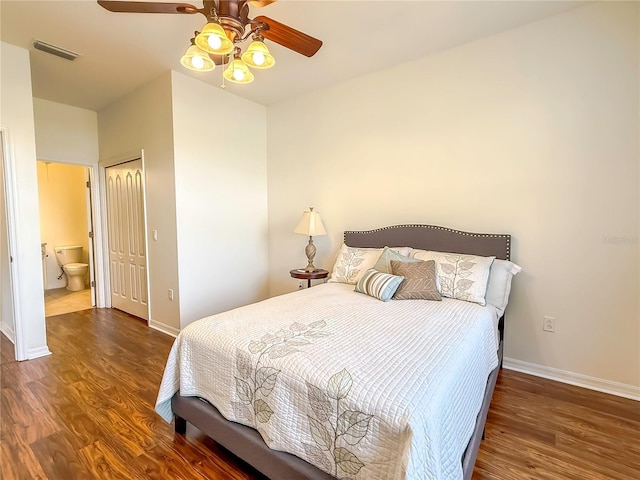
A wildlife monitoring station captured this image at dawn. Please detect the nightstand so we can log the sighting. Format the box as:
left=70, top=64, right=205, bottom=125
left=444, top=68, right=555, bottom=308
left=290, top=269, right=329, bottom=288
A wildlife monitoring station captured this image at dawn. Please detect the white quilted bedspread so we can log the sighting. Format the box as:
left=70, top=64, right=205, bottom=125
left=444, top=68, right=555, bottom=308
left=156, top=283, right=499, bottom=480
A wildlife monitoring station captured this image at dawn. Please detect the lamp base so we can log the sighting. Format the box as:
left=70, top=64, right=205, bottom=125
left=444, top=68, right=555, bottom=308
left=304, top=237, right=318, bottom=272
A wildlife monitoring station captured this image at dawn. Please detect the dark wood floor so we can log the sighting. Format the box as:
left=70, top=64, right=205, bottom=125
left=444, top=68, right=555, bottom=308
left=1, top=309, right=638, bottom=480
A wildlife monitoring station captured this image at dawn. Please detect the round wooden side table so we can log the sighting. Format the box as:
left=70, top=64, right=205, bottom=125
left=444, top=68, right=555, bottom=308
left=290, top=269, right=329, bottom=288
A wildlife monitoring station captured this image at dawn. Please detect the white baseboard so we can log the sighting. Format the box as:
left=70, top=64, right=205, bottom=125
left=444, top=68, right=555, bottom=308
left=149, top=319, right=180, bottom=338
left=503, top=357, right=640, bottom=401
left=1, top=323, right=15, bottom=343
left=27, top=346, right=52, bottom=360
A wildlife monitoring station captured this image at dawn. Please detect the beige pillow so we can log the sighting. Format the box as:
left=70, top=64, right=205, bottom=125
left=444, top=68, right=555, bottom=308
left=390, top=260, right=441, bottom=301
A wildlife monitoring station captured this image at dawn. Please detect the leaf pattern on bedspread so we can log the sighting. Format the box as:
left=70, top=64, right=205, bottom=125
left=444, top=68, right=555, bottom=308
left=234, top=320, right=331, bottom=428
left=305, top=369, right=374, bottom=479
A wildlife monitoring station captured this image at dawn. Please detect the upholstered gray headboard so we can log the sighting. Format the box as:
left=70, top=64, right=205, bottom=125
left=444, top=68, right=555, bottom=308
left=344, top=224, right=511, bottom=260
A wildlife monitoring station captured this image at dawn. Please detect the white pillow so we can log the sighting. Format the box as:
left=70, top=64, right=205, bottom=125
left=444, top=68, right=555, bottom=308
left=328, top=244, right=383, bottom=284
left=390, top=246, right=412, bottom=257
left=485, top=259, right=522, bottom=316
left=412, top=250, right=495, bottom=305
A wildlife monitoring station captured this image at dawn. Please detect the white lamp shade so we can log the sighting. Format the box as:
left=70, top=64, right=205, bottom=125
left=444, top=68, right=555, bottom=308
left=293, top=208, right=327, bottom=236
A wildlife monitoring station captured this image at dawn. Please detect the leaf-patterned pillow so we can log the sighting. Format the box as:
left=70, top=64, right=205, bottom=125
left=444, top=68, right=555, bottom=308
left=327, top=244, right=383, bottom=285
left=390, top=260, right=441, bottom=301
left=411, top=250, right=495, bottom=305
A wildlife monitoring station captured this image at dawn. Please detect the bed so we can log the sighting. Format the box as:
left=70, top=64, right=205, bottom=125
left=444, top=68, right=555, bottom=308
left=156, top=224, right=517, bottom=480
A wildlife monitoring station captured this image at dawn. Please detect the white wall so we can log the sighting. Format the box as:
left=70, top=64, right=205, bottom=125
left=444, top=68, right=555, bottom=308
left=98, top=72, right=181, bottom=333
left=0, top=42, right=49, bottom=359
left=32, top=98, right=101, bottom=297
left=33, top=98, right=99, bottom=166
left=99, top=71, right=269, bottom=331
left=267, top=3, right=639, bottom=390
left=171, top=71, right=269, bottom=328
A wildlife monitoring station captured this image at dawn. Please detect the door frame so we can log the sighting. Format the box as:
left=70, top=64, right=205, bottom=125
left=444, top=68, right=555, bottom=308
left=1, top=128, right=26, bottom=359
left=2, top=126, right=108, bottom=361
left=85, top=168, right=97, bottom=306
left=99, top=150, right=151, bottom=323
left=35, top=160, right=106, bottom=309
left=88, top=163, right=108, bottom=308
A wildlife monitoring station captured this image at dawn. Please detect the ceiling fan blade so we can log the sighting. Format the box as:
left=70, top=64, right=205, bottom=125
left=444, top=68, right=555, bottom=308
left=97, top=1, right=200, bottom=14
left=248, top=0, right=278, bottom=7
left=254, top=15, right=322, bottom=57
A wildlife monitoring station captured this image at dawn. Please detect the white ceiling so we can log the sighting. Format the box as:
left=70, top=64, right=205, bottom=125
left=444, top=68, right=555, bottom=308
left=1, top=0, right=586, bottom=111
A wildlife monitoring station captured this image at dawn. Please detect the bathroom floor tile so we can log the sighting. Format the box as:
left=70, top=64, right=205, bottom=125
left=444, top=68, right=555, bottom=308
left=45, top=288, right=72, bottom=300
left=44, top=288, right=92, bottom=317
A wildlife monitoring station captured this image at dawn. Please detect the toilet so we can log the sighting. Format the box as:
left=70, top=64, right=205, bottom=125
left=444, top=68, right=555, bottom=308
left=54, top=245, right=89, bottom=292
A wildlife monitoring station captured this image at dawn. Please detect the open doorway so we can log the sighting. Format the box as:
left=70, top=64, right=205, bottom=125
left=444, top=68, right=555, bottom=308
left=36, top=161, right=96, bottom=317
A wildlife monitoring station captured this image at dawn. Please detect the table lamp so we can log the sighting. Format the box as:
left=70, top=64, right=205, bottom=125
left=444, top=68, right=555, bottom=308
left=293, top=207, right=327, bottom=272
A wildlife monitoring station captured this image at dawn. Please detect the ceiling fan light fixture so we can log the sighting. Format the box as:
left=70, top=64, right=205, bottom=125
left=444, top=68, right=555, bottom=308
left=97, top=1, right=324, bottom=88
left=223, top=56, right=254, bottom=84
left=195, top=22, right=234, bottom=55
left=241, top=39, right=275, bottom=69
left=180, top=44, right=215, bottom=72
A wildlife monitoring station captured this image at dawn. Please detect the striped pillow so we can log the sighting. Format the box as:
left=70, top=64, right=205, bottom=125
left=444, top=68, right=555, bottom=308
left=354, top=268, right=404, bottom=302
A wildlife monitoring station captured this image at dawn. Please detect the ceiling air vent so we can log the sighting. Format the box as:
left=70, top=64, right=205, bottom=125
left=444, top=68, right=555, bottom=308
left=33, top=40, right=80, bottom=61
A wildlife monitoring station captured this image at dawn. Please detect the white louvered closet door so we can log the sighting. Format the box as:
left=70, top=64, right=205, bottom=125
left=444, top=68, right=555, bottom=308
left=106, top=159, right=149, bottom=320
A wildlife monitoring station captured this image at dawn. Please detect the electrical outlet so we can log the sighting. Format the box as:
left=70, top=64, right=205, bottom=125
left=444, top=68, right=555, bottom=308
left=298, top=281, right=304, bottom=290
left=168, top=289, right=174, bottom=301
left=543, top=316, right=555, bottom=332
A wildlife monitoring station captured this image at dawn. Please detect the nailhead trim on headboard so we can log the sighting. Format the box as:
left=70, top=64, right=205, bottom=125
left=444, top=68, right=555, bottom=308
left=343, top=224, right=511, bottom=260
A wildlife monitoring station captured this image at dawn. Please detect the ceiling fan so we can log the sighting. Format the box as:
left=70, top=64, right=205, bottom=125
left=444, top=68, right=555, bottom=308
left=97, top=0, right=323, bottom=84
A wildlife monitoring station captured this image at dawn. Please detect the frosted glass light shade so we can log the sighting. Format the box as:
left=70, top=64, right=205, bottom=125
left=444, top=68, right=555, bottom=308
left=241, top=40, right=275, bottom=69
left=294, top=208, right=327, bottom=236
left=195, top=22, right=234, bottom=55
left=223, top=57, right=254, bottom=84
left=180, top=45, right=215, bottom=72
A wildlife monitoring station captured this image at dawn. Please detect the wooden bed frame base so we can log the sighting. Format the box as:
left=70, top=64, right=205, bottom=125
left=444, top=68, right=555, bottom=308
left=171, top=224, right=511, bottom=480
